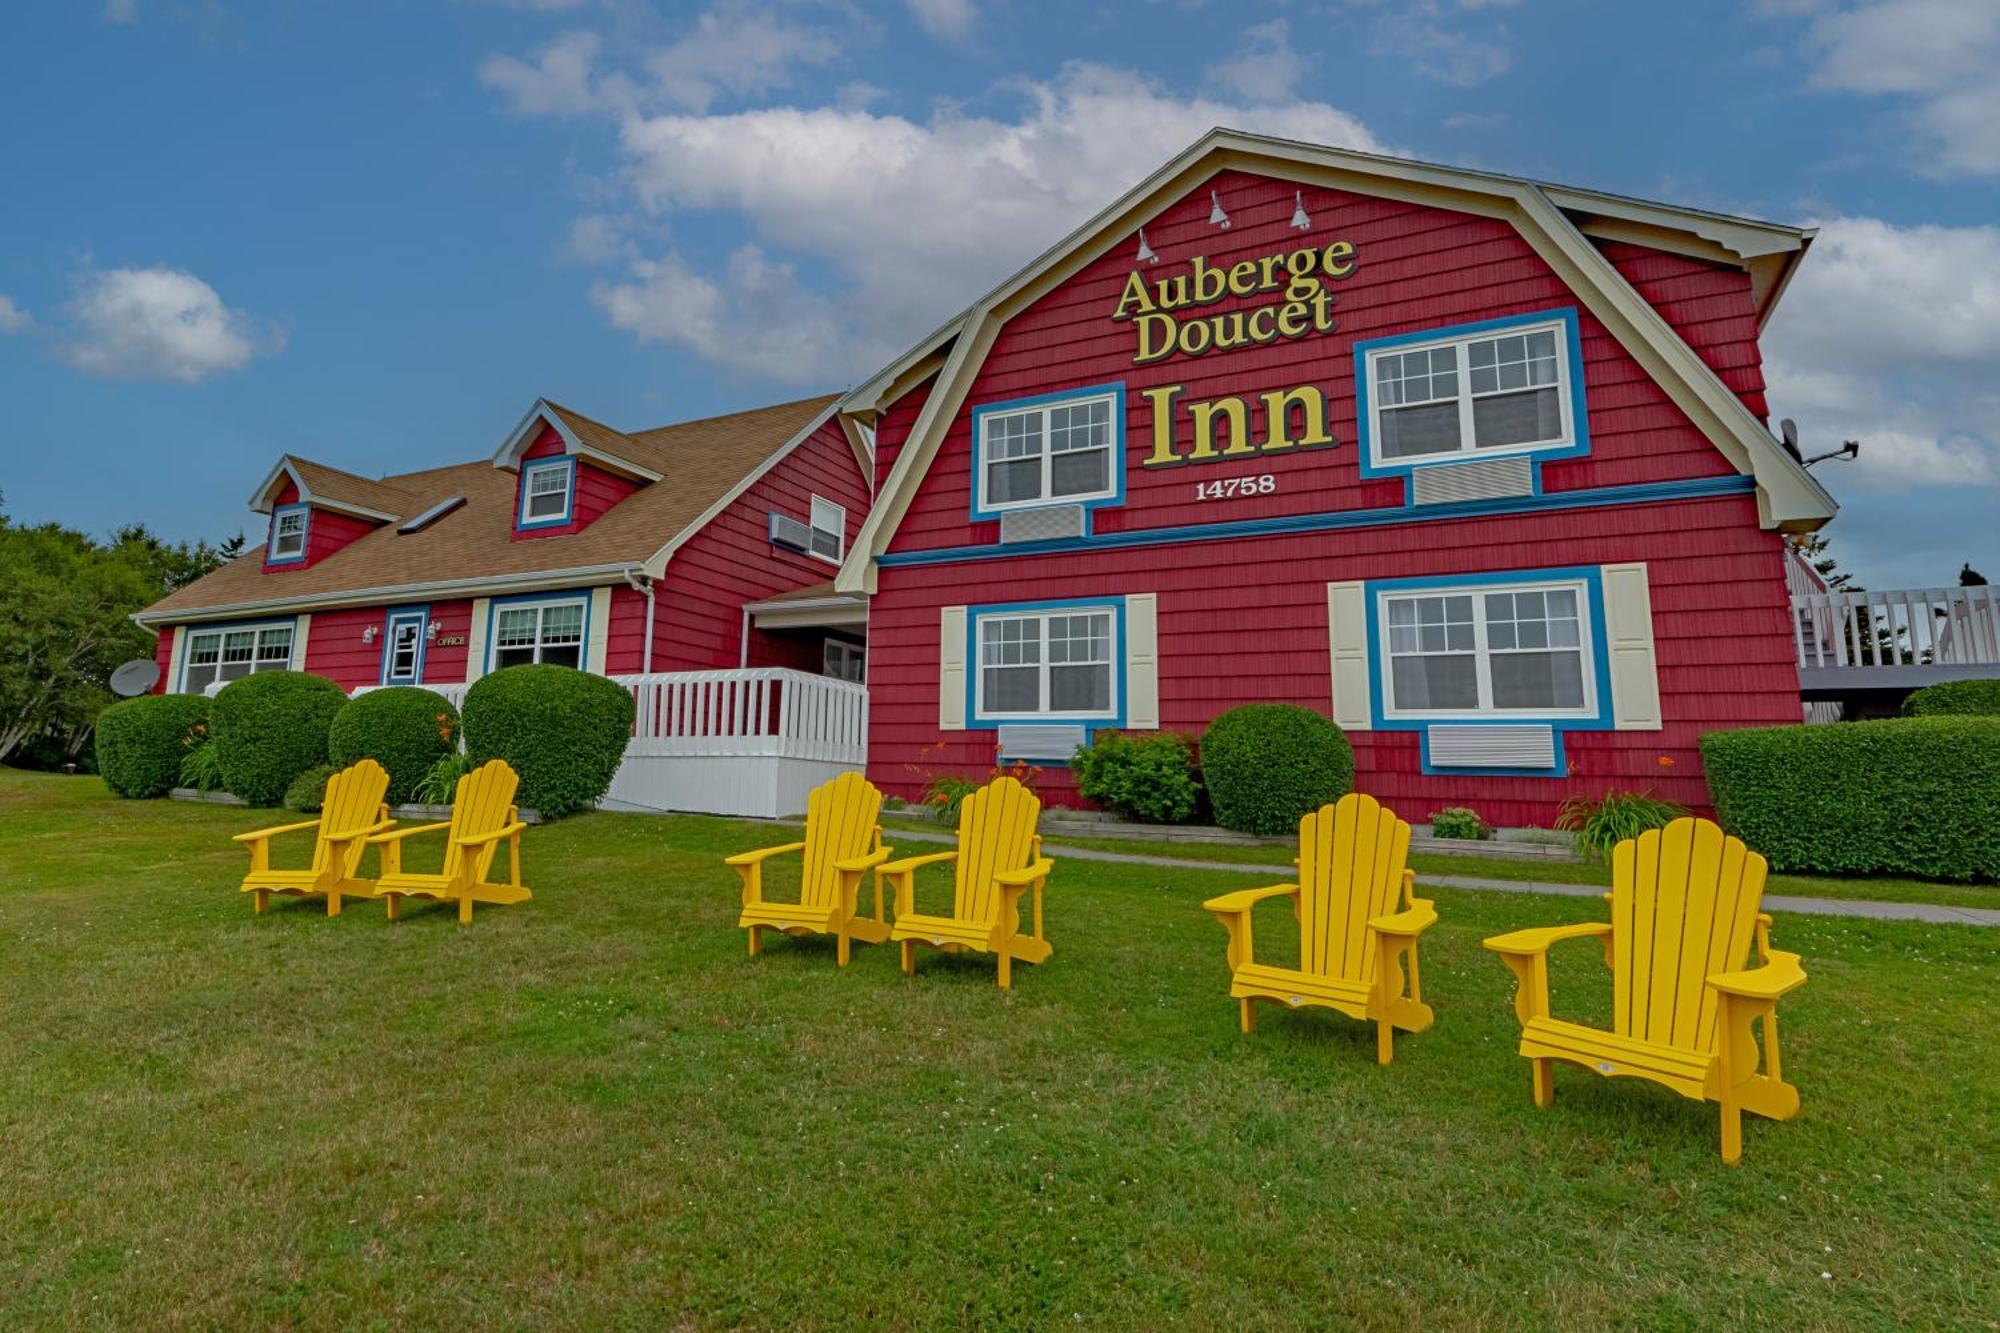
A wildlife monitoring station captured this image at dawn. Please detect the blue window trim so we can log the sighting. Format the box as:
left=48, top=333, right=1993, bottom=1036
left=1353, top=307, right=1590, bottom=502
left=378, top=604, right=430, bottom=687
left=965, top=596, right=1127, bottom=742
left=176, top=616, right=299, bottom=693
left=968, top=382, right=1127, bottom=524
left=265, top=503, right=311, bottom=567
left=516, top=456, right=577, bottom=532
left=483, top=589, right=591, bottom=674
left=1364, top=565, right=1614, bottom=779
left=879, top=473, right=1755, bottom=569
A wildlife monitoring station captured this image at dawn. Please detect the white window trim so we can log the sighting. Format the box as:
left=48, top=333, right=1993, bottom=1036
left=823, top=637, right=864, bottom=682
left=489, top=596, right=587, bottom=669
left=1376, top=577, right=1597, bottom=722
left=972, top=605, right=1121, bottom=723
left=180, top=622, right=296, bottom=693
left=808, top=495, right=846, bottom=564
left=1364, top=317, right=1576, bottom=471
left=268, top=505, right=309, bottom=562
left=974, top=388, right=1120, bottom=516
left=519, top=459, right=574, bottom=526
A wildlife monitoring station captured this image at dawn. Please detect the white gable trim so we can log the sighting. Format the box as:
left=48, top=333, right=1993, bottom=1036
left=490, top=400, right=665, bottom=482
left=245, top=457, right=400, bottom=523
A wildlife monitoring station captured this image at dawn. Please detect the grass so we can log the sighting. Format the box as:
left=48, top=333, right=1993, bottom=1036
left=1, top=769, right=1995, bottom=1328
left=885, top=813, right=2000, bottom=911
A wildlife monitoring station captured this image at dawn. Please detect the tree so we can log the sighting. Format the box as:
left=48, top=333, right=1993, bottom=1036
left=110, top=523, right=247, bottom=593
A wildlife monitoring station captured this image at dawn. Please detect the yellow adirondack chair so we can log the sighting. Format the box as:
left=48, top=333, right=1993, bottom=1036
left=1202, top=793, right=1437, bottom=1065
left=879, top=775, right=1053, bottom=989
left=232, top=758, right=395, bottom=916
left=1483, top=816, right=1805, bottom=1164
left=366, top=759, right=531, bottom=924
left=726, top=772, right=895, bottom=964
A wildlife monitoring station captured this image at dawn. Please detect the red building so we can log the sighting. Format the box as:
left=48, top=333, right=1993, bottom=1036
left=829, top=131, right=1836, bottom=827
left=137, top=396, right=873, bottom=696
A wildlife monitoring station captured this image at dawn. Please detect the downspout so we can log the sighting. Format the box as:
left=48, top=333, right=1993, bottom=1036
left=622, top=567, right=656, bottom=674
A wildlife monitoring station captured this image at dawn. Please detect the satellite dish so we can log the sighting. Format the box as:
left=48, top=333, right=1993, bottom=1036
left=110, top=659, right=162, bottom=697
left=1779, top=418, right=1802, bottom=463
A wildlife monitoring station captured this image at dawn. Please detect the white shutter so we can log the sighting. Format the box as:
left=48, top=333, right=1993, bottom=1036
left=291, top=614, right=312, bottom=672
left=939, top=605, right=968, bottom=730
left=465, top=598, right=491, bottom=682
left=1326, top=581, right=1372, bottom=730
left=585, top=586, right=613, bottom=674
left=1601, top=562, right=1663, bottom=731
left=1124, top=593, right=1159, bottom=730
left=166, top=626, right=190, bottom=694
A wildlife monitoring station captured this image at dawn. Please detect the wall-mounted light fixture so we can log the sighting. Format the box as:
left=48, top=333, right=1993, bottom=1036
left=1135, top=227, right=1158, bottom=264
left=361, top=626, right=378, bottom=645
left=1290, top=190, right=1311, bottom=231
left=1208, top=189, right=1231, bottom=229
left=427, top=620, right=443, bottom=641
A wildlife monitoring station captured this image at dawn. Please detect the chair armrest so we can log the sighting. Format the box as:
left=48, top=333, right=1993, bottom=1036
left=1483, top=921, right=1612, bottom=957
left=369, top=821, right=451, bottom=845
left=994, top=859, right=1054, bottom=888
left=724, top=841, right=806, bottom=867
left=1369, top=898, right=1438, bottom=938
left=1201, top=884, right=1299, bottom=915
left=325, top=817, right=396, bottom=841
left=1709, top=949, right=1806, bottom=1000
left=456, top=822, right=528, bottom=848
left=831, top=846, right=893, bottom=873
left=232, top=818, right=320, bottom=843
left=878, top=850, right=958, bottom=877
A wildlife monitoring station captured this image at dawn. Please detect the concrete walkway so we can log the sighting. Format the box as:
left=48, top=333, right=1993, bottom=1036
left=869, top=823, right=2000, bottom=927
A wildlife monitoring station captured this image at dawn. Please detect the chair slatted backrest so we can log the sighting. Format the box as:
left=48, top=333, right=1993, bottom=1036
left=318, top=759, right=390, bottom=875
left=1296, top=794, right=1412, bottom=984
left=1610, top=817, right=1769, bottom=1054
left=442, top=760, right=520, bottom=882
left=952, top=776, right=1041, bottom=925
left=797, top=773, right=882, bottom=909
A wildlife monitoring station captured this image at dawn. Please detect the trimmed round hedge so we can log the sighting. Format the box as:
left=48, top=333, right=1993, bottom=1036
left=461, top=665, right=634, bottom=820
left=284, top=763, right=338, bottom=813
left=1200, top=703, right=1354, bottom=836
left=97, top=693, right=211, bottom=798
left=330, top=687, right=460, bottom=802
left=1903, top=678, right=2000, bottom=717
left=211, top=670, right=348, bottom=807
left=1701, top=717, right=2000, bottom=881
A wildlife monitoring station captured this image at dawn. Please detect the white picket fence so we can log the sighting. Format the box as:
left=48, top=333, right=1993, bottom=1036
left=1791, top=585, right=2000, bottom=672
left=358, top=668, right=867, bottom=818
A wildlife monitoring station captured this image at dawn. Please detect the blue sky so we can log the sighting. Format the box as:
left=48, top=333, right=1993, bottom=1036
left=3, top=0, right=1996, bottom=589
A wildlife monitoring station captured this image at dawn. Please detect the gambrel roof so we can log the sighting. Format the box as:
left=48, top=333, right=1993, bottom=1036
left=834, top=128, right=1835, bottom=594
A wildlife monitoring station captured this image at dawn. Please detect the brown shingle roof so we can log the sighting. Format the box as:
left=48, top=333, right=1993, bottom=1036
left=143, top=394, right=840, bottom=620
left=281, top=457, right=420, bottom=518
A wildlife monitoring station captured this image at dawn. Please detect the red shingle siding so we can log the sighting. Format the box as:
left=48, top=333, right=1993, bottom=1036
left=651, top=414, right=870, bottom=671
left=261, top=481, right=381, bottom=572
left=150, top=626, right=174, bottom=694
left=1594, top=238, right=1770, bottom=422
left=302, top=599, right=474, bottom=691
left=511, top=426, right=641, bottom=541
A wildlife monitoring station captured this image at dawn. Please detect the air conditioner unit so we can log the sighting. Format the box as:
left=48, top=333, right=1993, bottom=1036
left=768, top=511, right=812, bottom=554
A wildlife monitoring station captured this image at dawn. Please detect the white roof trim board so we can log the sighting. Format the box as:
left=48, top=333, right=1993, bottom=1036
left=245, top=457, right=401, bottom=523
left=834, top=128, right=1834, bottom=594
left=490, top=398, right=666, bottom=482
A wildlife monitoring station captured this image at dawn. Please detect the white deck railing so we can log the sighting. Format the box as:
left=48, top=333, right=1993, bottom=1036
left=620, top=668, right=867, bottom=764
left=1792, top=586, right=2000, bottom=672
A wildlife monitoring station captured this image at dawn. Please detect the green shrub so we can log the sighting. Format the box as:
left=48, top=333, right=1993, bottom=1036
left=461, top=665, right=634, bottom=820
left=284, top=763, right=338, bottom=813
left=96, top=693, right=210, bottom=798
left=1070, top=730, right=1201, bottom=824
left=179, top=741, right=225, bottom=792
left=1200, top=704, right=1354, bottom=836
left=413, top=750, right=478, bottom=806
left=210, top=671, right=348, bottom=807
left=1702, top=717, right=2000, bottom=881
left=1555, top=790, right=1687, bottom=862
left=922, top=773, right=982, bottom=824
left=1903, top=679, right=2000, bottom=717
left=1428, top=806, right=1489, bottom=840
left=329, top=687, right=460, bottom=802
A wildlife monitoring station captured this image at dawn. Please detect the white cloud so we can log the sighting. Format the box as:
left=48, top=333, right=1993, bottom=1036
left=1363, top=1, right=1515, bottom=86
left=1206, top=20, right=1308, bottom=104
left=102, top=0, right=138, bottom=23
left=57, top=266, right=278, bottom=383
left=0, top=295, right=32, bottom=335
left=560, top=214, right=638, bottom=265
left=605, top=62, right=1384, bottom=379
left=643, top=4, right=841, bottom=113
left=1763, top=217, right=2000, bottom=493
left=1790, top=0, right=2000, bottom=176
left=480, top=30, right=604, bottom=117
left=905, top=0, right=978, bottom=42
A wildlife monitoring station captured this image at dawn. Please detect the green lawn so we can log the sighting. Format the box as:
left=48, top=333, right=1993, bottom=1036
left=2, top=770, right=1994, bottom=1328
left=881, top=814, right=2000, bottom=911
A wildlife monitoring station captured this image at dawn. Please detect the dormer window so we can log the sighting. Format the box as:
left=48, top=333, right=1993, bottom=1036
left=519, top=458, right=575, bottom=529
left=267, top=504, right=309, bottom=565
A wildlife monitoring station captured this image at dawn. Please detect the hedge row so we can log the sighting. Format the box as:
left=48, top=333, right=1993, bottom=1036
left=330, top=685, right=459, bottom=801
left=97, top=693, right=211, bottom=798
left=1903, top=678, right=2000, bottom=717
left=463, top=665, right=634, bottom=820
left=1701, top=716, right=2000, bottom=881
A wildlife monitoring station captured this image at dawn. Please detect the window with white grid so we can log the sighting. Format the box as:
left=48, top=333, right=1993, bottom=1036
left=1380, top=579, right=1593, bottom=718
left=977, top=389, right=1118, bottom=513
left=976, top=607, right=1116, bottom=719
left=492, top=598, right=585, bottom=670
left=182, top=623, right=293, bottom=693
left=268, top=507, right=308, bottom=561
left=520, top=460, right=573, bottom=524
left=1367, top=317, right=1575, bottom=467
